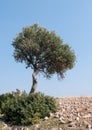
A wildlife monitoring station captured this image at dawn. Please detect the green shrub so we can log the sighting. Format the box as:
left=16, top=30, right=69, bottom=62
left=1, top=92, right=57, bottom=125
left=0, top=93, right=14, bottom=113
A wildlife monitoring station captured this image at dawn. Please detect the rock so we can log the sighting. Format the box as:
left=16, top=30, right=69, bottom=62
left=51, top=127, right=62, bottom=130
left=54, top=111, right=63, bottom=119
left=68, top=122, right=76, bottom=128
left=83, top=113, right=91, bottom=118
left=59, top=117, right=66, bottom=124
left=75, top=117, right=80, bottom=121
left=44, top=116, right=49, bottom=120
left=49, top=112, right=54, bottom=118
left=34, top=124, right=41, bottom=130
left=2, top=123, right=8, bottom=130
left=54, top=111, right=60, bottom=118
left=56, top=96, right=92, bottom=129
left=12, top=126, right=29, bottom=130
left=77, top=112, right=81, bottom=117
left=59, top=128, right=63, bottom=130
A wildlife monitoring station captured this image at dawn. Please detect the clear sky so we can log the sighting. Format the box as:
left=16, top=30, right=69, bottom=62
left=0, top=0, right=92, bottom=97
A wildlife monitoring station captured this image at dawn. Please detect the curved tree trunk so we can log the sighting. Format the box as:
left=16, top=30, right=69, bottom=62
left=30, top=69, right=39, bottom=94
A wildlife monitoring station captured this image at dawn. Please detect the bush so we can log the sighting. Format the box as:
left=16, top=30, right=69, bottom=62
left=1, top=92, right=57, bottom=125
left=0, top=89, right=25, bottom=113
left=0, top=93, right=14, bottom=113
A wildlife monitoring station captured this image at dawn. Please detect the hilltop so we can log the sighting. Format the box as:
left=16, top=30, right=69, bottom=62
left=0, top=96, right=92, bottom=130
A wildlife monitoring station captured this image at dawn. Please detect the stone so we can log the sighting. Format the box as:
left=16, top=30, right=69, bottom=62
left=56, top=97, right=92, bottom=129
left=76, top=117, right=80, bottom=121
left=83, top=113, right=91, bottom=118
left=44, top=116, right=49, bottom=120
left=49, top=112, right=54, bottom=118
left=2, top=123, right=8, bottom=130
left=34, top=124, right=40, bottom=130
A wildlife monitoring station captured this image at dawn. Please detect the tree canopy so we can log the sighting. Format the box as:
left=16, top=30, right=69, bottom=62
left=12, top=24, right=76, bottom=93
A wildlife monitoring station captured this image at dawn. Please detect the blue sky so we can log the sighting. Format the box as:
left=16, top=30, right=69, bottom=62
left=0, top=0, right=92, bottom=97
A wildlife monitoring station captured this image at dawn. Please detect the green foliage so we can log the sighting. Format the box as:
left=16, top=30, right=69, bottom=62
left=1, top=92, right=57, bottom=125
left=12, top=24, right=76, bottom=79
left=0, top=93, right=14, bottom=113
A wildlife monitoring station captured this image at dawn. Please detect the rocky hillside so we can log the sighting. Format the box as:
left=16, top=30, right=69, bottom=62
left=55, top=96, right=92, bottom=129
left=0, top=96, right=92, bottom=130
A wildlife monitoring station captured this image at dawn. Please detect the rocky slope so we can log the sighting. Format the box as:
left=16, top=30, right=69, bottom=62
left=55, top=96, right=92, bottom=129
left=1, top=96, right=92, bottom=130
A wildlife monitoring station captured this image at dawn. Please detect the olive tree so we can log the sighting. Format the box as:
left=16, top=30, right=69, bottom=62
left=12, top=24, right=76, bottom=94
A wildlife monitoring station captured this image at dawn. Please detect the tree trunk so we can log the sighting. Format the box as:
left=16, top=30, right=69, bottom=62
left=30, top=69, right=39, bottom=94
